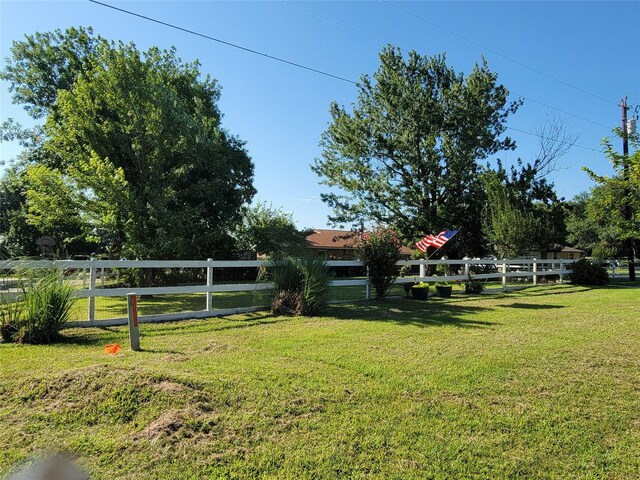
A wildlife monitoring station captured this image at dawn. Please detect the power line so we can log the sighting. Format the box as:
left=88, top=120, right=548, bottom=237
left=549, top=148, right=600, bottom=183
left=505, top=126, right=600, bottom=152
left=382, top=0, right=618, bottom=106
left=88, top=0, right=358, bottom=85
left=283, top=0, right=387, bottom=47
left=283, top=0, right=611, bottom=130
left=556, top=150, right=602, bottom=196
left=89, top=0, right=604, bottom=161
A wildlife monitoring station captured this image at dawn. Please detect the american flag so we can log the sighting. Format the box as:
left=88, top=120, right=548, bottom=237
left=415, top=229, right=459, bottom=252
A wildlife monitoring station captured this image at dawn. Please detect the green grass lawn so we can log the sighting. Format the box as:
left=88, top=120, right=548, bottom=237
left=1, top=284, right=639, bottom=478
left=70, top=283, right=404, bottom=321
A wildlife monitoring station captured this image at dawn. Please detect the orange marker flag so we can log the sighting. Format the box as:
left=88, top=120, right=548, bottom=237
left=104, top=343, right=121, bottom=355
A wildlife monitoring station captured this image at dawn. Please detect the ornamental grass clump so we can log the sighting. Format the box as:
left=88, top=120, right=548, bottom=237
left=1, top=268, right=77, bottom=344
left=359, top=228, right=402, bottom=299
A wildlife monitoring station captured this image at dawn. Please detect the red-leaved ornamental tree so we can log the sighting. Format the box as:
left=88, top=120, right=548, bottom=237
left=359, top=228, right=402, bottom=299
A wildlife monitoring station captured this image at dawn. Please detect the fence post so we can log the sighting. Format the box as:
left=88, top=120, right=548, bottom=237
left=87, top=257, right=96, bottom=325
left=365, top=265, right=370, bottom=300
left=100, top=267, right=105, bottom=288
left=558, top=261, right=564, bottom=283
left=206, top=258, right=213, bottom=311
left=532, top=258, right=538, bottom=285
left=419, top=259, right=426, bottom=279
left=127, top=293, right=140, bottom=351
left=502, top=260, right=507, bottom=290
left=464, top=261, right=470, bottom=277
left=611, top=260, right=616, bottom=278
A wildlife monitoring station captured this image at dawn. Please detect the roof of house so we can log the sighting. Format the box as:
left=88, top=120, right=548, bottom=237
left=561, top=246, right=585, bottom=253
left=305, top=229, right=413, bottom=254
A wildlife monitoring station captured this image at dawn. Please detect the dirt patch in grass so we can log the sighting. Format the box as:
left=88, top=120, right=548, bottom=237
left=202, top=340, right=235, bottom=353
left=133, top=408, right=192, bottom=442
left=8, top=365, right=205, bottom=425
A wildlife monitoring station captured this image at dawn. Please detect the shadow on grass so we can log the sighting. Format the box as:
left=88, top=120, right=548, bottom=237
left=501, top=302, right=565, bottom=310
left=138, top=313, right=286, bottom=339
left=326, top=298, right=496, bottom=329
left=58, top=312, right=281, bottom=345
left=57, top=329, right=122, bottom=346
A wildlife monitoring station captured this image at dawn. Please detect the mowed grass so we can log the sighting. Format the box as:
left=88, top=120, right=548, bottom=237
left=1, top=284, right=639, bottom=478
left=69, top=283, right=403, bottom=321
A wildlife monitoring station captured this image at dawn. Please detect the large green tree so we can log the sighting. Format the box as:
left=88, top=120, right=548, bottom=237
left=235, top=202, right=311, bottom=257
left=565, top=191, right=621, bottom=258
left=1, top=27, right=255, bottom=260
left=584, top=130, right=639, bottom=277
left=312, top=46, right=521, bottom=256
left=484, top=158, right=567, bottom=256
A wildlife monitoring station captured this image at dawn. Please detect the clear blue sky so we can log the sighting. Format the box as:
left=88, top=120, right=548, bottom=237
left=1, top=1, right=638, bottom=229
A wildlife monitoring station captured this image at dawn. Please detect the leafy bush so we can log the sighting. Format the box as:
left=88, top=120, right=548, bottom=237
left=464, top=280, right=485, bottom=294
left=299, top=258, right=332, bottom=316
left=1, top=268, right=77, bottom=343
left=359, top=228, right=402, bottom=299
left=568, top=259, right=609, bottom=285
left=259, top=257, right=331, bottom=316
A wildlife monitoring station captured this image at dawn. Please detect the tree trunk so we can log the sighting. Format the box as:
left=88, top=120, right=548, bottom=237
left=139, top=268, right=155, bottom=299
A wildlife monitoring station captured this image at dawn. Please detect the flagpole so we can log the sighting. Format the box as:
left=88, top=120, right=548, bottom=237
left=424, top=229, right=460, bottom=261
left=420, top=229, right=460, bottom=278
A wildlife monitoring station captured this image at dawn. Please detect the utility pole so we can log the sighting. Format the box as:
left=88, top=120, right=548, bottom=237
left=621, top=97, right=636, bottom=281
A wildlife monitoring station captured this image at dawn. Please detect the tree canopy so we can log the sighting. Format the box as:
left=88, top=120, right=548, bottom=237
left=234, top=202, right=311, bottom=257
left=584, top=130, right=639, bottom=273
left=312, top=46, right=521, bottom=256
left=1, top=27, right=255, bottom=259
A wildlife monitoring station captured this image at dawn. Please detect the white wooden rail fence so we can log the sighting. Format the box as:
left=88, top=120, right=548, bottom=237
left=0, top=258, right=573, bottom=327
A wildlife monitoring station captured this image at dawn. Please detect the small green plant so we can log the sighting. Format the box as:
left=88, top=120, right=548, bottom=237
left=568, top=259, right=609, bottom=286
left=412, top=282, right=430, bottom=289
left=434, top=280, right=450, bottom=287
left=259, top=257, right=331, bottom=316
left=359, top=228, right=402, bottom=299
left=1, top=268, right=77, bottom=344
left=459, top=272, right=485, bottom=294
left=464, top=280, right=485, bottom=294
left=18, top=269, right=77, bottom=344
left=299, top=258, right=332, bottom=316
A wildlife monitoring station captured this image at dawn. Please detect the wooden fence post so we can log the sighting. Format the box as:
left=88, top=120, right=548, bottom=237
left=206, top=258, right=213, bottom=311
left=87, top=258, right=96, bottom=325
left=127, top=293, right=140, bottom=351
left=419, top=259, right=426, bottom=279
left=532, top=258, right=538, bottom=285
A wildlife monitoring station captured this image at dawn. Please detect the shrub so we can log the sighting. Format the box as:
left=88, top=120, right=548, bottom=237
left=568, top=259, right=609, bottom=285
left=0, top=268, right=77, bottom=344
left=464, top=279, right=485, bottom=294
left=359, top=228, right=402, bottom=299
left=299, top=258, right=332, bottom=316
left=259, top=257, right=331, bottom=316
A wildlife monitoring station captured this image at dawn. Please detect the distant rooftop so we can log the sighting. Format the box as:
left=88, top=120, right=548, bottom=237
left=306, top=229, right=413, bottom=255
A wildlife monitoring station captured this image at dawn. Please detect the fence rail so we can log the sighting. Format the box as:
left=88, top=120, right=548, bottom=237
left=0, top=258, right=575, bottom=327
